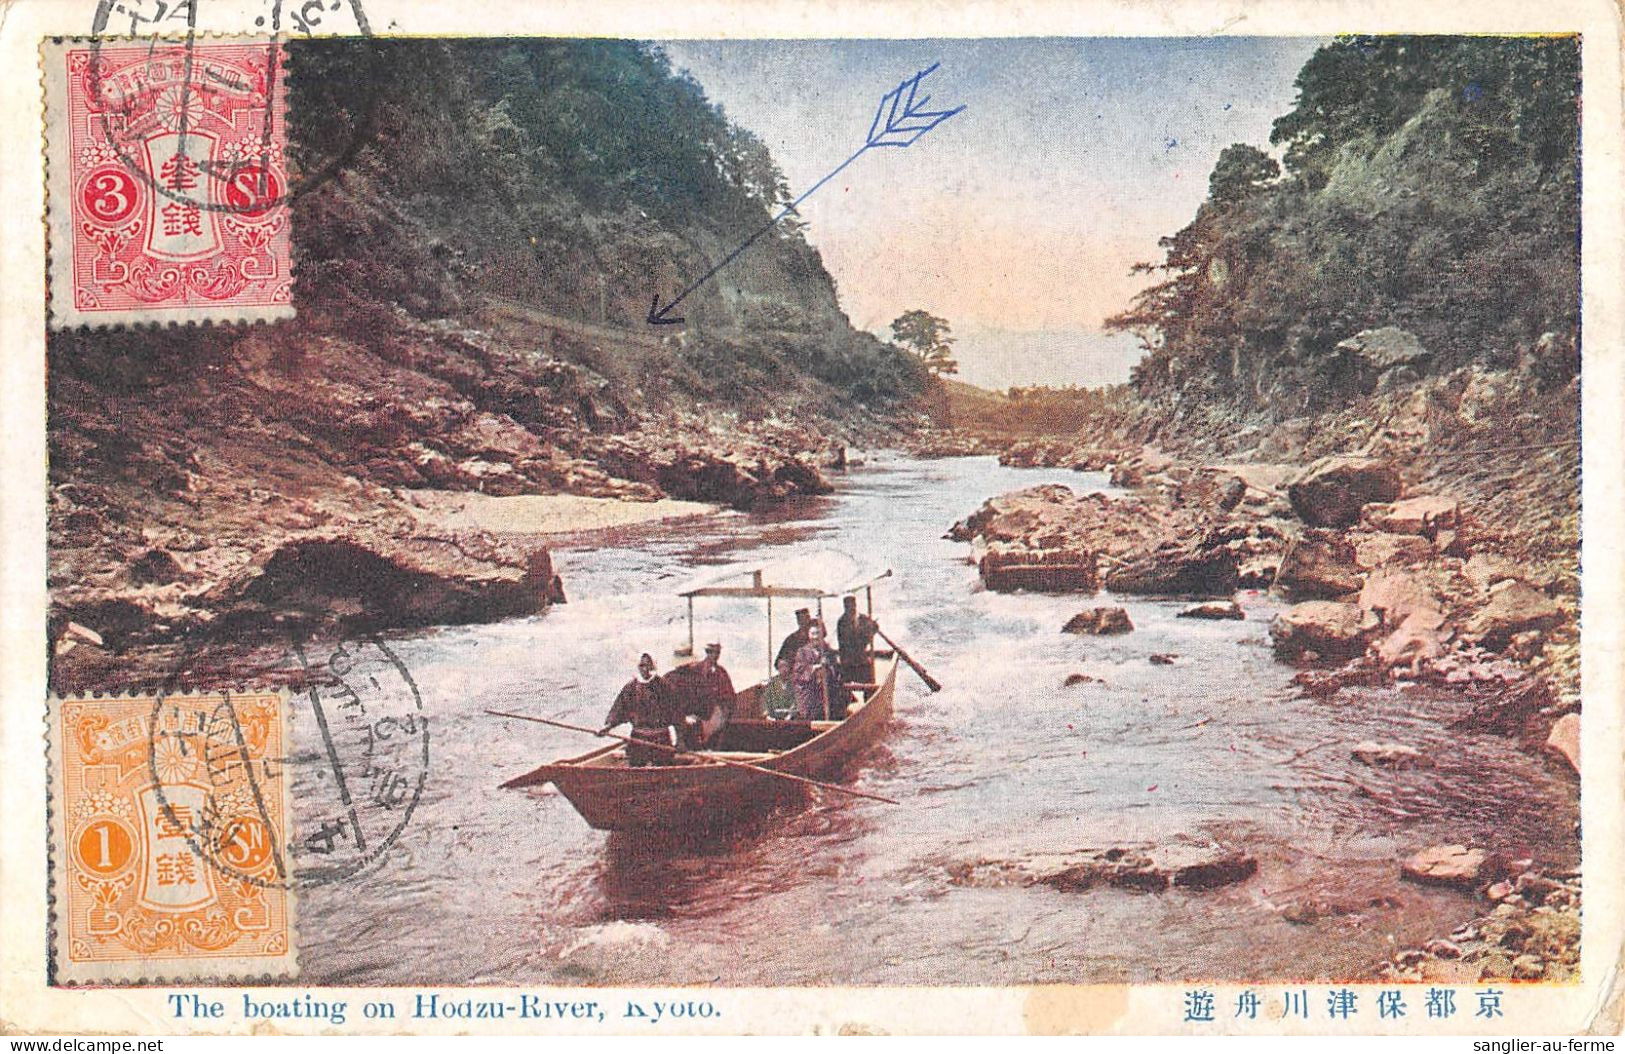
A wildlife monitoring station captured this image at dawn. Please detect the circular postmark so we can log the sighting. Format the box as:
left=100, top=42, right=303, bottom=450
left=79, top=0, right=379, bottom=217
left=148, top=632, right=429, bottom=890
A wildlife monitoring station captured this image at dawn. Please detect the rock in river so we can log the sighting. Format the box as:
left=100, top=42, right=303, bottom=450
left=1352, top=741, right=1426, bottom=769
left=1102, top=542, right=1238, bottom=596
left=1287, top=456, right=1402, bottom=528
left=219, top=531, right=562, bottom=630
left=1062, top=607, right=1133, bottom=635
left=1040, top=845, right=1258, bottom=893
left=981, top=545, right=1098, bottom=593
left=1401, top=845, right=1487, bottom=887
left=1178, top=600, right=1244, bottom=620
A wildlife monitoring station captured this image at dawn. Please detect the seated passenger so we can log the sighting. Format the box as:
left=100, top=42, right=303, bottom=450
left=761, top=659, right=796, bottom=720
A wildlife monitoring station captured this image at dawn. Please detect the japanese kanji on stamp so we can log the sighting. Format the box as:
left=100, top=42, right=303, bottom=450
left=42, top=38, right=294, bottom=329
left=47, top=691, right=296, bottom=984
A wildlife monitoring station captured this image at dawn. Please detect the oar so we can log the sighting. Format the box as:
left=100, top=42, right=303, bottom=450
left=875, top=628, right=942, bottom=693
left=484, top=710, right=899, bottom=805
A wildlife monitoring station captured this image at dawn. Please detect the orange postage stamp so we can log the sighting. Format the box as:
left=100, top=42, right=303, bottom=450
left=47, top=690, right=296, bottom=985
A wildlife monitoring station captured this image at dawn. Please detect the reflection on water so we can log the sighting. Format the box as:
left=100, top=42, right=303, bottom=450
left=295, top=454, right=1578, bottom=985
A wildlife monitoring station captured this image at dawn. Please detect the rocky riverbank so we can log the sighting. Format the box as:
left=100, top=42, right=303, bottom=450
left=941, top=351, right=1580, bottom=980
left=948, top=442, right=1579, bottom=759
left=47, top=311, right=861, bottom=695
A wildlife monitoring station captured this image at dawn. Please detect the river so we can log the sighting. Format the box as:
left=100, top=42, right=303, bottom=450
left=297, top=454, right=1578, bottom=985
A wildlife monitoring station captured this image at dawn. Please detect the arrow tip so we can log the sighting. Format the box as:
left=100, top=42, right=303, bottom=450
left=647, top=293, right=685, bottom=327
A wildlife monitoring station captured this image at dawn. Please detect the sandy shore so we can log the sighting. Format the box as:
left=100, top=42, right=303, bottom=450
left=404, top=490, right=721, bottom=536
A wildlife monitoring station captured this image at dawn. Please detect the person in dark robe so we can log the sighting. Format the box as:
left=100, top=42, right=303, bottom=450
left=600, top=653, right=675, bottom=767
left=836, top=595, right=880, bottom=690
left=671, top=642, right=735, bottom=749
left=775, top=608, right=814, bottom=669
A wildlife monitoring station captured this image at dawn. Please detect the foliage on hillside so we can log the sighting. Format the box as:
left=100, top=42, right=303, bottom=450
left=1107, top=36, right=1579, bottom=418
left=291, top=38, right=927, bottom=411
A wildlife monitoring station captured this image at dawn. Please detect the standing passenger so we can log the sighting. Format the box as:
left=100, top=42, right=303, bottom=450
left=792, top=622, right=836, bottom=721
left=676, top=642, right=736, bottom=748
left=776, top=608, right=813, bottom=668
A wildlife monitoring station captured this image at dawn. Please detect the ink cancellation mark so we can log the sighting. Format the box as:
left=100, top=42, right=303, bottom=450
left=151, top=633, right=431, bottom=892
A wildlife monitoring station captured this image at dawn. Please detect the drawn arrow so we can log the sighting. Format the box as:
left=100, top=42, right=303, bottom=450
left=647, top=62, right=965, bottom=326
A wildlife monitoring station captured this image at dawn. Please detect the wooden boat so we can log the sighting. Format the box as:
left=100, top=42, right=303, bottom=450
left=501, top=656, right=898, bottom=831
left=499, top=553, right=902, bottom=833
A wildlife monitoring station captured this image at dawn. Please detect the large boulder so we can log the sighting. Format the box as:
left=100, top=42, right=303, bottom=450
left=1288, top=456, right=1403, bottom=528
left=1270, top=601, right=1368, bottom=661
left=1363, top=495, right=1460, bottom=536
left=1103, top=543, right=1238, bottom=596
left=981, top=545, right=1098, bottom=593
left=1544, top=713, right=1579, bottom=774
left=223, top=531, right=560, bottom=630
left=1350, top=530, right=1434, bottom=570
left=1276, top=529, right=1363, bottom=598
left=1338, top=327, right=1432, bottom=371
left=1463, top=579, right=1563, bottom=648
left=1108, top=445, right=1174, bottom=487
left=1360, top=570, right=1449, bottom=672
left=1063, top=607, right=1133, bottom=635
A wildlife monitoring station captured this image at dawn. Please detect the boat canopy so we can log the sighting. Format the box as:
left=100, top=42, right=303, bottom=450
left=677, top=551, right=892, bottom=601
left=673, top=551, right=893, bottom=664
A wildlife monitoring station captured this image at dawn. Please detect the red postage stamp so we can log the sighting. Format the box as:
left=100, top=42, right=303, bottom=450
left=48, top=691, right=296, bottom=984
left=43, top=39, right=294, bottom=329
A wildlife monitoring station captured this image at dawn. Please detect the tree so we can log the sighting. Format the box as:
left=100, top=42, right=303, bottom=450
left=1207, top=144, right=1280, bottom=206
left=890, top=310, right=958, bottom=376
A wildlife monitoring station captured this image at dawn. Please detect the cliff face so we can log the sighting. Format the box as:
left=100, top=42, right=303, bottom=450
left=47, top=39, right=926, bottom=692
left=290, top=39, right=925, bottom=408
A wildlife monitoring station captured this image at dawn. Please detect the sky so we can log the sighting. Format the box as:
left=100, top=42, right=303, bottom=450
left=660, top=37, right=1326, bottom=390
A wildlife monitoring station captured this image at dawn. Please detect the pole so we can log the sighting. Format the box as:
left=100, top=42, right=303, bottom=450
left=875, top=627, right=943, bottom=693
left=486, top=710, right=899, bottom=805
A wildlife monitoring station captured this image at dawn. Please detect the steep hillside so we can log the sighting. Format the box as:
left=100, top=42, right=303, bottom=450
left=47, top=39, right=927, bottom=692
left=1108, top=36, right=1579, bottom=418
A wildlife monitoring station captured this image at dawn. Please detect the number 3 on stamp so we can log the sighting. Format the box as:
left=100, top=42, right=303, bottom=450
left=48, top=691, right=297, bottom=985
left=42, top=38, right=294, bottom=329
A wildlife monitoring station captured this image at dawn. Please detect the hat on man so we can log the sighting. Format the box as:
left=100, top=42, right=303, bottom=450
left=704, top=641, right=722, bottom=654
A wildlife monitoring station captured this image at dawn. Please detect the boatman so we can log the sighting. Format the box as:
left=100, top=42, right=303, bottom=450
left=836, top=594, right=879, bottom=690
left=600, top=653, right=675, bottom=767
left=775, top=608, right=813, bottom=669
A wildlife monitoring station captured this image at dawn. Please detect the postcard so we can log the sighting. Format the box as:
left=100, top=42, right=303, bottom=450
left=1, top=0, right=1620, bottom=1037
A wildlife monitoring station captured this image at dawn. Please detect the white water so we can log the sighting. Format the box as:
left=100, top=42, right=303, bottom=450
left=295, top=454, right=1577, bottom=985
